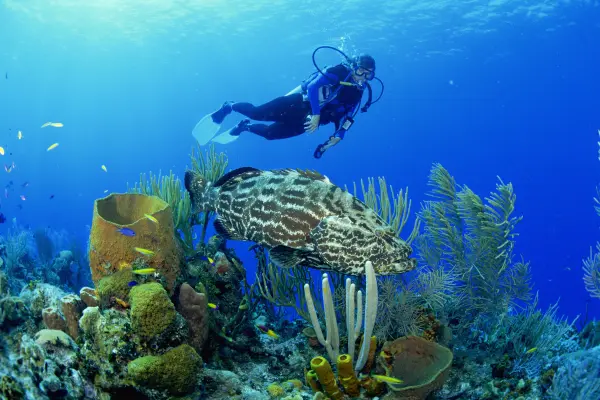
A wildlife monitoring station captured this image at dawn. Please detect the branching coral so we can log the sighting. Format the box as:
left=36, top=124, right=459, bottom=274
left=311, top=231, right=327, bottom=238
left=129, top=144, right=228, bottom=254
left=374, top=267, right=456, bottom=341
left=128, top=170, right=194, bottom=252
left=349, top=177, right=420, bottom=244
left=255, top=246, right=319, bottom=321
left=189, top=143, right=228, bottom=184
left=254, top=244, right=349, bottom=327
left=492, top=293, right=577, bottom=376
left=0, top=228, right=33, bottom=285
left=582, top=187, right=600, bottom=299
left=583, top=244, right=600, bottom=299
left=414, top=163, right=532, bottom=321
left=548, top=345, right=600, bottom=399
left=189, top=144, right=229, bottom=244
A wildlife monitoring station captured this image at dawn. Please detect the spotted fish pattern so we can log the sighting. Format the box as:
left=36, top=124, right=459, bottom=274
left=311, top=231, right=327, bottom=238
left=184, top=167, right=416, bottom=275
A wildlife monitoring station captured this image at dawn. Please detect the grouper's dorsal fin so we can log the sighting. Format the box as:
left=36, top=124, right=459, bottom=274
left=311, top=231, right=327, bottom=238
left=213, top=167, right=262, bottom=188
left=273, top=168, right=331, bottom=183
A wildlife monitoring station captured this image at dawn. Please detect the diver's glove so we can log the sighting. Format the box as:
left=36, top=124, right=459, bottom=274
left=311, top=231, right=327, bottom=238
left=313, top=135, right=342, bottom=159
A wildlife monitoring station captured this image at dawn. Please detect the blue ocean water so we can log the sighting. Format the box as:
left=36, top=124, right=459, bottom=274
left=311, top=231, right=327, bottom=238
left=0, top=0, right=599, bottom=326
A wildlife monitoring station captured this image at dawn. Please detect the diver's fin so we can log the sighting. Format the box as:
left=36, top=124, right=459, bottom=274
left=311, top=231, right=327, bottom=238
left=211, top=118, right=250, bottom=145
left=211, top=128, right=240, bottom=144
left=192, top=102, right=233, bottom=146
left=192, top=114, right=220, bottom=146
left=213, top=167, right=262, bottom=188
left=214, top=217, right=244, bottom=240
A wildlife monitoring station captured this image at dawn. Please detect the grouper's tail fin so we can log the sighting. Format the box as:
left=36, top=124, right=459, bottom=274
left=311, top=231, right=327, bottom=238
left=184, top=170, right=209, bottom=211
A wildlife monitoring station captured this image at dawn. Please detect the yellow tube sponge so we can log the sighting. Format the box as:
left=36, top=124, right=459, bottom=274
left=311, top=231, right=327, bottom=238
left=363, top=336, right=378, bottom=373
left=310, top=356, right=343, bottom=400
left=336, top=354, right=360, bottom=397
left=305, top=369, right=322, bottom=393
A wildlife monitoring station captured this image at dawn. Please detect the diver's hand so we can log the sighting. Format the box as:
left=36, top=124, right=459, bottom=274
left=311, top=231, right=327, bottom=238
left=304, top=115, right=320, bottom=133
left=313, top=136, right=341, bottom=159
left=314, top=144, right=325, bottom=159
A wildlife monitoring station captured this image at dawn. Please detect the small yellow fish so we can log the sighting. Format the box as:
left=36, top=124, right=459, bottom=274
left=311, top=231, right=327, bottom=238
left=0, top=147, right=4, bottom=156
left=47, top=143, right=59, bottom=151
left=144, top=213, right=159, bottom=224
left=17, top=131, right=22, bottom=140
left=132, top=268, right=156, bottom=275
left=101, top=165, right=107, bottom=172
left=525, top=347, right=537, bottom=354
left=115, top=298, right=129, bottom=308
left=134, top=247, right=155, bottom=256
left=372, top=375, right=403, bottom=385
left=256, top=324, right=279, bottom=338
left=42, top=122, right=63, bottom=128
left=118, top=261, right=131, bottom=270
left=266, top=329, right=280, bottom=339
left=208, top=303, right=218, bottom=309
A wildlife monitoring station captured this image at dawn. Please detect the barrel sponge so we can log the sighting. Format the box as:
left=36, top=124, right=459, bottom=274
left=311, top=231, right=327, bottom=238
left=381, top=336, right=453, bottom=400
left=88, top=193, right=183, bottom=293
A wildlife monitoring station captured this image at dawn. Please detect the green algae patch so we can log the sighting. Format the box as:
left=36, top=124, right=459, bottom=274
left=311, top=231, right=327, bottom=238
left=127, top=344, right=202, bottom=395
left=129, top=282, right=176, bottom=339
left=96, top=269, right=135, bottom=308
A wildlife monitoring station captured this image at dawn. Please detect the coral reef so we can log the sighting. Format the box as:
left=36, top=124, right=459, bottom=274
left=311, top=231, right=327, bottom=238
left=0, top=159, right=596, bottom=400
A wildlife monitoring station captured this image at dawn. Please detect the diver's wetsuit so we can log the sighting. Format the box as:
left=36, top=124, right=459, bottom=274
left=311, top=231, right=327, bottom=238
left=232, top=64, right=364, bottom=140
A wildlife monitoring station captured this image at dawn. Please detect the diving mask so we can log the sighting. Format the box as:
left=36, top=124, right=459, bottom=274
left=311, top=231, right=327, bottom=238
left=354, top=67, right=375, bottom=81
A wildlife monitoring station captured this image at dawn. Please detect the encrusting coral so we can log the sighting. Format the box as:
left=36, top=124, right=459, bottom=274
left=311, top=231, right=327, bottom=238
left=127, top=344, right=202, bottom=395
left=129, top=282, right=177, bottom=340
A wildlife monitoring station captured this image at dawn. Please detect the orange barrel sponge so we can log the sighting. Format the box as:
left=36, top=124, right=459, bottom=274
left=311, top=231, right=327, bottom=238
left=89, top=193, right=183, bottom=293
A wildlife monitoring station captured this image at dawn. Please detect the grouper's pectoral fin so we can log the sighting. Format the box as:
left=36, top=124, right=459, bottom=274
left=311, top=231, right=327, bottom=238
left=269, top=245, right=322, bottom=269
left=214, top=217, right=245, bottom=241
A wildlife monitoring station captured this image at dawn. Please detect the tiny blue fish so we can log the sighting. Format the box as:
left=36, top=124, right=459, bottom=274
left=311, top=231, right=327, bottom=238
left=128, top=281, right=138, bottom=287
left=117, top=227, right=136, bottom=237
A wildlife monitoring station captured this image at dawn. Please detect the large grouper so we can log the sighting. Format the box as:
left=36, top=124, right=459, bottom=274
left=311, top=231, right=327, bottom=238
left=184, top=167, right=416, bottom=275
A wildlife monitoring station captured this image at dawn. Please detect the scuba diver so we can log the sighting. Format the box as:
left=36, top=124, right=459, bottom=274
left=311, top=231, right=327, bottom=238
left=192, top=46, right=384, bottom=158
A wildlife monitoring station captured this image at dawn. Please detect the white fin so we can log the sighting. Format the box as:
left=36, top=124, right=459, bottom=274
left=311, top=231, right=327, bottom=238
left=211, top=128, right=240, bottom=145
left=192, top=114, right=221, bottom=146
